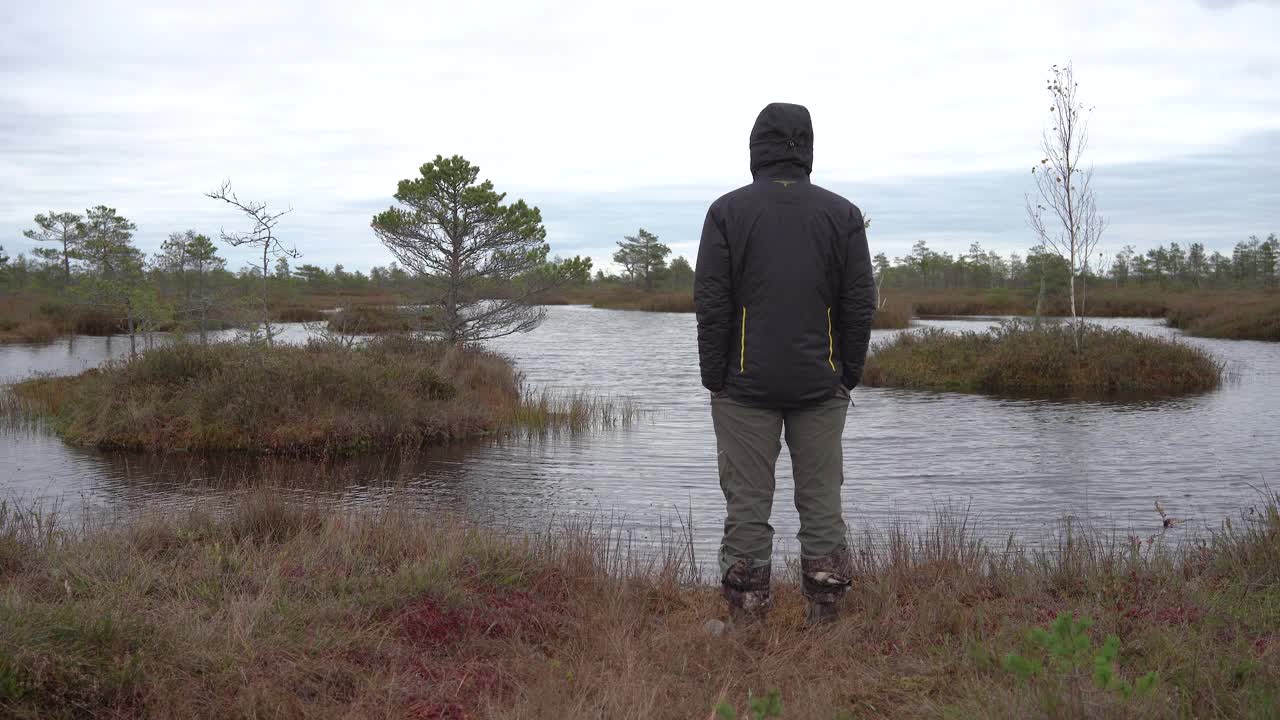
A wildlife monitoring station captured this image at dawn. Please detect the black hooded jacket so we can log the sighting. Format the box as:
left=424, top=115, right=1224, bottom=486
left=694, top=102, right=876, bottom=408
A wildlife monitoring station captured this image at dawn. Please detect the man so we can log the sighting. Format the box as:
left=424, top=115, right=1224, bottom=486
left=694, top=102, right=876, bottom=625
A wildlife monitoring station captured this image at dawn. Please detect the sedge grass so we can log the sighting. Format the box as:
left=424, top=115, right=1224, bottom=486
left=7, top=337, right=642, bottom=456
left=1165, top=292, right=1280, bottom=341
left=863, top=320, right=1224, bottom=397
left=0, top=487, right=1276, bottom=719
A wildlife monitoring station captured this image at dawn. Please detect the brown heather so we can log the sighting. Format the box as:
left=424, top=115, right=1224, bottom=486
left=871, top=300, right=912, bottom=330
left=536, top=286, right=1280, bottom=342
left=862, top=321, right=1224, bottom=397
left=895, top=288, right=1280, bottom=342
left=0, top=293, right=124, bottom=342
left=588, top=290, right=696, bottom=313
left=272, top=304, right=329, bottom=323
left=0, top=489, right=1276, bottom=719
left=1165, top=291, right=1280, bottom=341
left=325, top=304, right=438, bottom=334
left=10, top=337, right=636, bottom=456
left=0, top=288, right=422, bottom=345
left=271, top=290, right=407, bottom=324
left=7, top=286, right=1278, bottom=344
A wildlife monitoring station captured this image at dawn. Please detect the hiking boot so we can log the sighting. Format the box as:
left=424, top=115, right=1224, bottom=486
left=804, top=598, right=841, bottom=625
left=722, top=559, right=772, bottom=622
left=801, top=548, right=853, bottom=625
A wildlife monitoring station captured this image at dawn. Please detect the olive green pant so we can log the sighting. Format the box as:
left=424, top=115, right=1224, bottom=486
left=711, top=388, right=851, bottom=578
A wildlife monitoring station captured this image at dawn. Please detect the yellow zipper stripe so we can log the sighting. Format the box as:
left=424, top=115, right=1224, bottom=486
left=739, top=306, right=747, bottom=373
left=826, top=306, right=836, bottom=372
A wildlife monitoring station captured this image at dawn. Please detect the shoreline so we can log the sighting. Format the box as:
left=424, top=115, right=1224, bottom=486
left=5, top=287, right=1279, bottom=345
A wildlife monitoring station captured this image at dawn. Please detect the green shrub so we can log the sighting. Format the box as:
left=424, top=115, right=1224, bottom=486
left=715, top=688, right=784, bottom=720
left=117, top=341, right=236, bottom=386
left=1003, top=613, right=1159, bottom=714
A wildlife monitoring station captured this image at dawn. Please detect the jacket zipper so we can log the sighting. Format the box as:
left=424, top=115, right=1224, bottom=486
left=739, top=306, right=747, bottom=373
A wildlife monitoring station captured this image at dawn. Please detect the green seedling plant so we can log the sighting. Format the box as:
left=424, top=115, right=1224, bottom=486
left=1003, top=613, right=1159, bottom=715
left=715, top=688, right=783, bottom=720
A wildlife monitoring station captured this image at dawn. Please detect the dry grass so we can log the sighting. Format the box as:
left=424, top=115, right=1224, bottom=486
left=275, top=290, right=404, bottom=311
left=549, top=286, right=915, bottom=325
left=897, top=288, right=1280, bottom=342
left=325, top=304, right=438, bottom=334
left=516, top=285, right=697, bottom=312
left=9, top=337, right=638, bottom=456
left=901, top=288, right=1171, bottom=319
left=0, top=293, right=111, bottom=343
left=0, top=318, right=60, bottom=344
left=565, top=286, right=1280, bottom=343
left=512, top=388, right=644, bottom=436
left=905, top=289, right=1034, bottom=317
left=863, top=321, right=1225, bottom=397
left=272, top=305, right=329, bottom=323
left=272, top=290, right=408, bottom=323
left=872, top=299, right=912, bottom=329
left=589, top=290, right=695, bottom=313
left=0, top=294, right=61, bottom=344
left=1, top=292, right=224, bottom=342
left=1165, top=291, right=1280, bottom=341
left=1, top=489, right=1277, bottom=719
left=530, top=286, right=603, bottom=306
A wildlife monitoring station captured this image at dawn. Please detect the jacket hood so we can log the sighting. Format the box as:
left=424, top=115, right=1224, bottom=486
left=749, top=102, right=813, bottom=179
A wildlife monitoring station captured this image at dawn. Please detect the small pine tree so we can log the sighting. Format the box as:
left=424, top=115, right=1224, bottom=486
left=22, top=211, right=84, bottom=283
left=372, top=155, right=562, bottom=344
left=613, top=228, right=671, bottom=290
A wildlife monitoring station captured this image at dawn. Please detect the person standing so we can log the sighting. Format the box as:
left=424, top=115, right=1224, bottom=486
left=694, top=102, right=876, bottom=624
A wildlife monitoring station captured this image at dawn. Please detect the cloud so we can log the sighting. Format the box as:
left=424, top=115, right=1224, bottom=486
left=1199, top=0, right=1280, bottom=9
left=2, top=0, right=1278, bottom=272
left=523, top=132, right=1280, bottom=272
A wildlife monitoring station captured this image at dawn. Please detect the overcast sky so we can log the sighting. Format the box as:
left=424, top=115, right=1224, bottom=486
left=3, top=0, right=1279, bottom=273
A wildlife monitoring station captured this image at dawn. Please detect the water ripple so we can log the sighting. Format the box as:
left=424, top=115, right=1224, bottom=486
left=2, top=309, right=1277, bottom=563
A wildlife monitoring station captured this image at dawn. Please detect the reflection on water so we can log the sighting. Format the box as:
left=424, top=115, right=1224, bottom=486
left=2, top=308, right=1278, bottom=562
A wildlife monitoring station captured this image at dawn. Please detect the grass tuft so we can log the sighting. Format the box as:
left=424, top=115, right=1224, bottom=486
left=324, top=304, right=438, bottom=334
left=10, top=337, right=638, bottom=456
left=0, top=489, right=1276, bottom=718
left=863, top=320, right=1224, bottom=397
left=1165, top=292, right=1280, bottom=341
left=589, top=290, right=696, bottom=313
left=872, top=299, right=913, bottom=329
left=511, top=387, right=644, bottom=436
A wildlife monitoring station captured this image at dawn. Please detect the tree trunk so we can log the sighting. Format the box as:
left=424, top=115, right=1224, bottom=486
left=127, top=303, right=137, bottom=358
left=446, top=251, right=461, bottom=344
left=1081, top=263, right=1090, bottom=326
left=261, top=245, right=273, bottom=346
left=446, top=290, right=459, bottom=344
left=199, top=301, right=208, bottom=346
left=1069, top=270, right=1080, bottom=350
left=197, top=271, right=208, bottom=346
left=1034, top=273, right=1046, bottom=330
left=447, top=198, right=463, bottom=345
